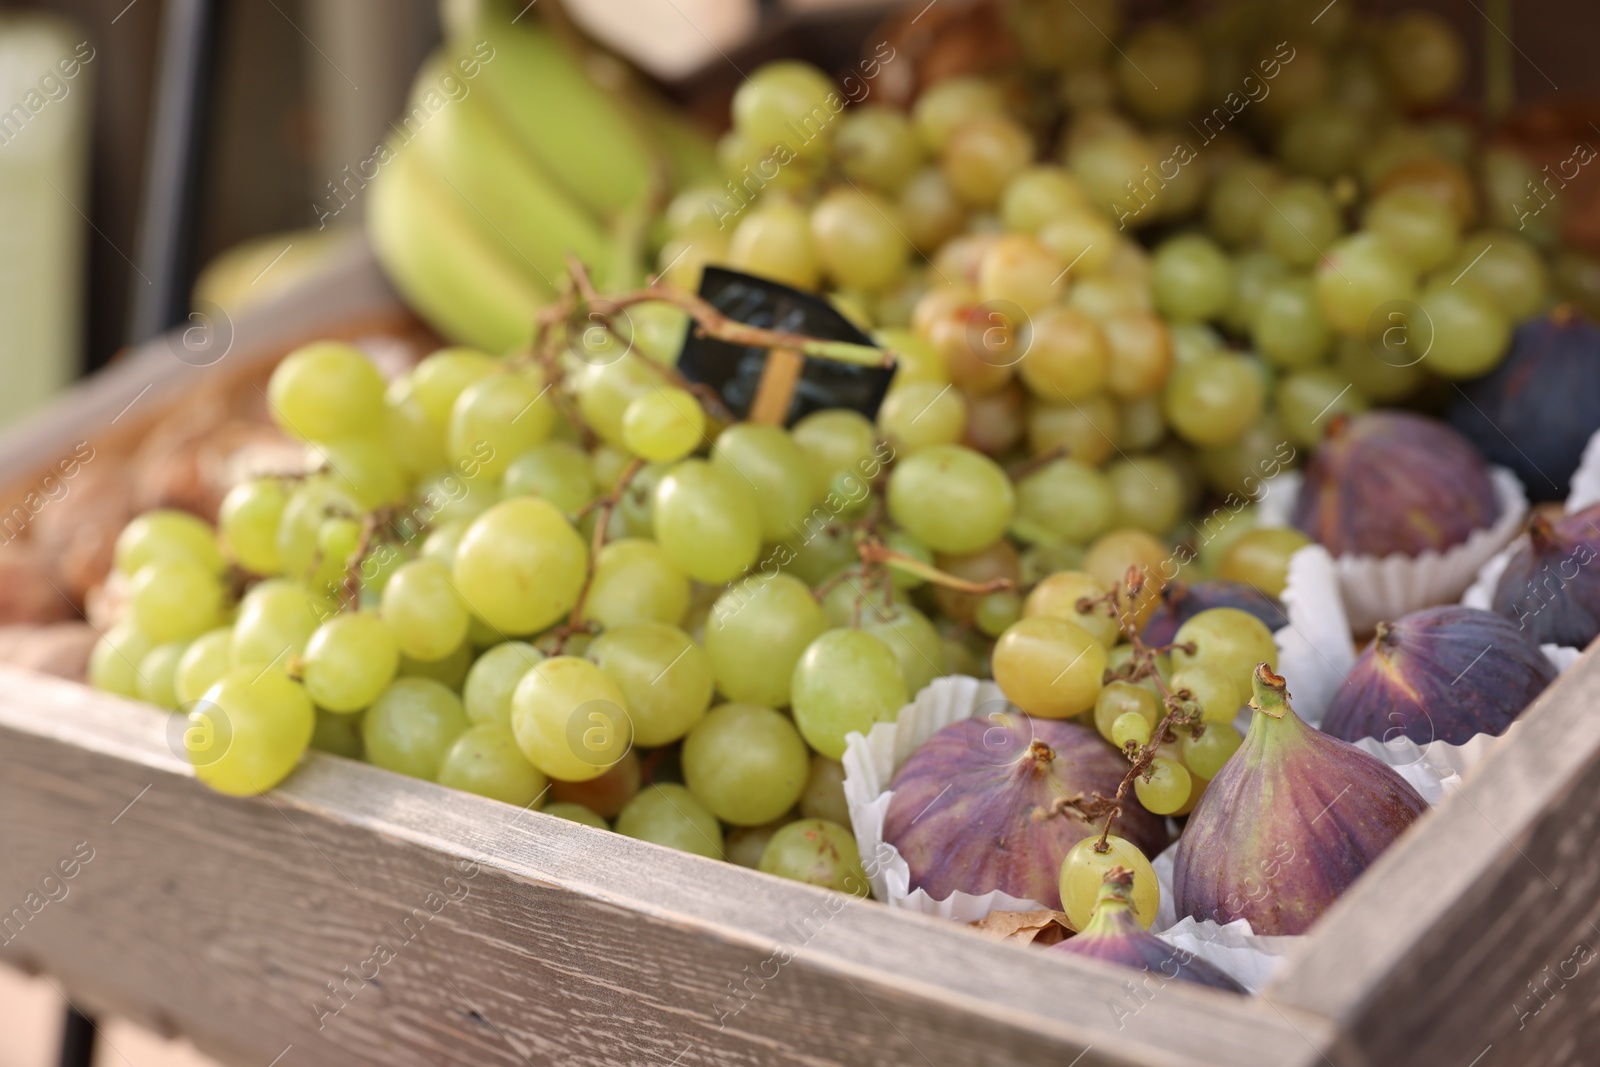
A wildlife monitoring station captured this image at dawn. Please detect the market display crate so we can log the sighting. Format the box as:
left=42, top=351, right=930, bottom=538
left=1, top=242, right=1599, bottom=1067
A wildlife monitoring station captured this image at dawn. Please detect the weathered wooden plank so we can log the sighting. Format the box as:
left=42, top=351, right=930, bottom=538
left=1265, top=645, right=1600, bottom=1067
left=0, top=665, right=1333, bottom=1067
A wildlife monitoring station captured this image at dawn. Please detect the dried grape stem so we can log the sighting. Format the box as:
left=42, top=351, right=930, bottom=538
left=857, top=539, right=1014, bottom=594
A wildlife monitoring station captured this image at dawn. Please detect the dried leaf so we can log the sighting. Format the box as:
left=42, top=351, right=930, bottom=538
left=968, top=909, right=1075, bottom=946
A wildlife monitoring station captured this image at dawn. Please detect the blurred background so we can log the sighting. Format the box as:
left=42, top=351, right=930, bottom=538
left=0, top=0, right=1596, bottom=1062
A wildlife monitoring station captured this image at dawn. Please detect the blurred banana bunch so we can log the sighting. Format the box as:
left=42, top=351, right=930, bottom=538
left=368, top=0, right=716, bottom=353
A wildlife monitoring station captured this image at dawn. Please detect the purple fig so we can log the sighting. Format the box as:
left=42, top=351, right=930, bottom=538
left=884, top=713, right=1167, bottom=909
left=1450, top=306, right=1600, bottom=501
left=1322, top=606, right=1556, bottom=745
left=1491, top=505, right=1600, bottom=648
left=1173, top=665, right=1427, bottom=935
left=1049, top=868, right=1245, bottom=992
left=1292, top=411, right=1500, bottom=557
left=1141, top=580, right=1287, bottom=648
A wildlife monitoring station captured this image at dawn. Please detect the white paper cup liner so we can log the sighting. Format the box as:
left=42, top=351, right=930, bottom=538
left=1273, top=545, right=1357, bottom=729
left=1257, top=467, right=1528, bottom=634
left=1564, top=427, right=1600, bottom=513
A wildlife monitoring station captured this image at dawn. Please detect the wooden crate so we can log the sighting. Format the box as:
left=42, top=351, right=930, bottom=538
left=2, top=243, right=1598, bottom=1067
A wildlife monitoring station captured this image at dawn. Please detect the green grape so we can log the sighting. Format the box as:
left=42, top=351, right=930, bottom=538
left=276, top=477, right=358, bottom=580
left=1380, top=10, right=1465, bottom=107
left=727, top=816, right=799, bottom=869
left=1277, top=101, right=1365, bottom=180
left=1253, top=275, right=1332, bottom=368
left=186, top=667, right=315, bottom=795
left=1025, top=571, right=1119, bottom=648
left=651, top=459, right=762, bottom=584
left=501, top=441, right=596, bottom=514
left=1444, top=231, right=1548, bottom=321
left=1365, top=187, right=1459, bottom=272
left=1207, top=159, right=1281, bottom=248
left=811, top=187, right=911, bottom=292
left=791, top=408, right=877, bottom=486
left=310, top=706, right=364, bottom=759
left=1026, top=395, right=1120, bottom=466
left=1416, top=279, right=1512, bottom=379
left=912, top=75, right=1004, bottom=151
left=1333, top=335, right=1424, bottom=403
left=1117, top=395, right=1165, bottom=451
left=454, top=497, right=587, bottom=635
left=1182, top=722, right=1244, bottom=780
left=791, top=629, right=908, bottom=759
left=447, top=367, right=555, bottom=482
left=543, top=801, right=608, bottom=829
left=312, top=436, right=407, bottom=509
left=1069, top=132, right=1162, bottom=225
left=174, top=627, right=234, bottom=706
left=1316, top=231, right=1418, bottom=335
left=1170, top=608, right=1278, bottom=696
left=820, top=574, right=895, bottom=629
left=380, top=559, right=469, bottom=661
left=899, top=166, right=967, bottom=252
left=1116, top=21, right=1204, bottom=122
left=887, top=444, right=1014, bottom=555
left=992, top=616, right=1105, bottom=719
left=1016, top=459, right=1114, bottom=546
left=511, top=655, right=631, bottom=782
left=1152, top=234, right=1236, bottom=323
left=436, top=723, right=549, bottom=807
left=1111, top=710, right=1151, bottom=750
left=585, top=539, right=690, bottom=630
left=1195, top=413, right=1294, bottom=498
left=128, top=559, right=224, bottom=644
left=219, top=480, right=289, bottom=575
left=705, top=574, right=829, bottom=707
left=1225, top=249, right=1290, bottom=335
left=410, top=347, right=498, bottom=426
left=728, top=198, right=820, bottom=291
left=974, top=591, right=1021, bottom=638
left=1017, top=306, right=1108, bottom=400
left=800, top=755, right=850, bottom=825
left=878, top=381, right=966, bottom=452
left=416, top=469, right=498, bottom=528
left=1000, top=164, right=1088, bottom=233
left=943, top=114, right=1034, bottom=208
left=136, top=641, right=187, bottom=710
left=615, top=461, right=665, bottom=539
left=1170, top=663, right=1242, bottom=724
left=420, top=521, right=468, bottom=569
left=711, top=424, right=821, bottom=544
left=399, top=640, right=473, bottom=689
left=836, top=104, right=923, bottom=193
left=616, top=783, right=724, bottom=859
left=362, top=676, right=469, bottom=780
left=1093, top=680, right=1160, bottom=743
left=621, top=388, right=705, bottom=463
left=1102, top=312, right=1172, bottom=401
left=1059, top=834, right=1159, bottom=930
left=89, top=624, right=154, bottom=698
left=1262, top=180, right=1343, bottom=269
left=309, top=515, right=362, bottom=596
left=114, top=508, right=224, bottom=576
left=862, top=604, right=947, bottom=694
left=463, top=641, right=543, bottom=726
left=300, top=612, right=398, bottom=713
left=386, top=379, right=447, bottom=480
left=732, top=60, right=836, bottom=160
left=759, top=819, right=867, bottom=893
left=572, top=353, right=658, bottom=449
left=1134, top=757, right=1192, bottom=815
left=267, top=341, right=386, bottom=443
left=978, top=233, right=1064, bottom=313
left=1108, top=457, right=1185, bottom=535
left=879, top=327, right=946, bottom=386
left=682, top=702, right=809, bottom=826
left=587, top=623, right=713, bottom=747
left=1163, top=353, right=1266, bottom=447
left=231, top=579, right=325, bottom=669
left=1278, top=367, right=1369, bottom=448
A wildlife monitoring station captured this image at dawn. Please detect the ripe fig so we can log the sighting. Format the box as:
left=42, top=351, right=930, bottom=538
left=1173, top=665, right=1426, bottom=935
left=1049, top=868, right=1245, bottom=992
left=1322, top=606, right=1556, bottom=745
left=1450, top=307, right=1600, bottom=501
left=1140, top=579, right=1287, bottom=648
left=883, top=713, right=1167, bottom=909
left=1292, top=411, right=1500, bottom=557
left=1491, top=505, right=1600, bottom=648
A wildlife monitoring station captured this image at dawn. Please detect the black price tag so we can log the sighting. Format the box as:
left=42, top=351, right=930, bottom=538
left=676, top=267, right=895, bottom=425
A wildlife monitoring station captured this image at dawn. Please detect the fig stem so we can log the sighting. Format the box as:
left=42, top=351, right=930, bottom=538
left=1248, top=664, right=1292, bottom=720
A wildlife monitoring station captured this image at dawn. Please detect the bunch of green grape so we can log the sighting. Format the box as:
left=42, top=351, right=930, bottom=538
left=88, top=0, right=1584, bottom=900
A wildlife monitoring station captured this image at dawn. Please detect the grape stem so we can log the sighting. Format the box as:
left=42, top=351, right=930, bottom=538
left=1005, top=444, right=1070, bottom=483
left=548, top=456, right=646, bottom=654
left=857, top=538, right=1014, bottom=594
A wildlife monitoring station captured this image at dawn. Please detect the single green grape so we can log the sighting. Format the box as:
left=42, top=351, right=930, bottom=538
left=1416, top=279, right=1512, bottom=379
left=310, top=706, right=365, bottom=759
left=1108, top=456, right=1185, bottom=536
left=974, top=591, right=1022, bottom=638
left=462, top=640, right=543, bottom=726
left=1017, top=306, right=1109, bottom=400
left=114, top=508, right=225, bottom=576
left=836, top=104, right=923, bottom=193
left=218, top=479, right=289, bottom=574
left=860, top=604, right=947, bottom=696
left=311, top=436, right=407, bottom=509
left=1163, top=353, right=1266, bottom=447
left=1315, top=231, right=1418, bottom=336
left=447, top=367, right=555, bottom=482
left=586, top=623, right=713, bottom=747
left=711, top=424, right=821, bottom=544
left=1016, top=459, right=1115, bottom=546
left=1025, top=571, right=1120, bottom=648
left=911, top=75, right=1004, bottom=151
left=187, top=667, right=315, bottom=796
left=1151, top=234, right=1236, bottom=322
left=991, top=616, right=1105, bottom=719
left=398, top=640, right=473, bottom=689
left=790, top=408, right=878, bottom=487
left=705, top=574, right=830, bottom=708
left=543, top=801, right=608, bottom=829
left=759, top=819, right=868, bottom=894
left=1182, top=722, right=1244, bottom=780
left=1059, top=834, right=1159, bottom=930
left=136, top=641, right=188, bottom=710
left=1262, top=180, right=1343, bottom=269
left=300, top=612, right=399, bottom=713
left=726, top=816, right=800, bottom=870
left=1134, top=757, right=1192, bottom=815
left=732, top=60, right=836, bottom=160
left=621, top=388, right=705, bottom=463
left=877, top=381, right=967, bottom=452
left=615, top=783, right=724, bottom=859
left=89, top=624, right=154, bottom=699
left=1277, top=367, right=1370, bottom=449
left=1364, top=187, right=1459, bottom=273
left=380, top=559, right=469, bottom=662
left=1170, top=608, right=1279, bottom=697
left=791, top=629, right=908, bottom=759
left=453, top=497, right=587, bottom=636
left=127, top=559, right=224, bottom=644
left=436, top=723, right=549, bottom=808
left=267, top=341, right=386, bottom=443
left=1111, top=710, right=1151, bottom=750
left=1000, top=164, right=1088, bottom=233
left=1252, top=275, right=1332, bottom=369
left=800, top=754, right=851, bottom=825
left=728, top=198, right=820, bottom=290
left=811, top=187, right=911, bottom=292
left=585, top=538, right=690, bottom=630
left=510, top=656, right=631, bottom=783
left=1170, top=663, right=1243, bottom=724
left=410, top=347, right=498, bottom=426
left=361, top=676, right=469, bottom=780
left=501, top=440, right=596, bottom=514
left=682, top=703, right=810, bottom=826
left=174, top=627, right=234, bottom=706
left=651, top=459, right=762, bottom=585
left=1094, top=681, right=1161, bottom=743
left=887, top=444, right=1014, bottom=555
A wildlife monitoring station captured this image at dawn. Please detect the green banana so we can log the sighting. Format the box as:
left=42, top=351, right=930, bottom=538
left=442, top=0, right=655, bottom=220
left=368, top=138, right=549, bottom=354
left=407, top=51, right=609, bottom=287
